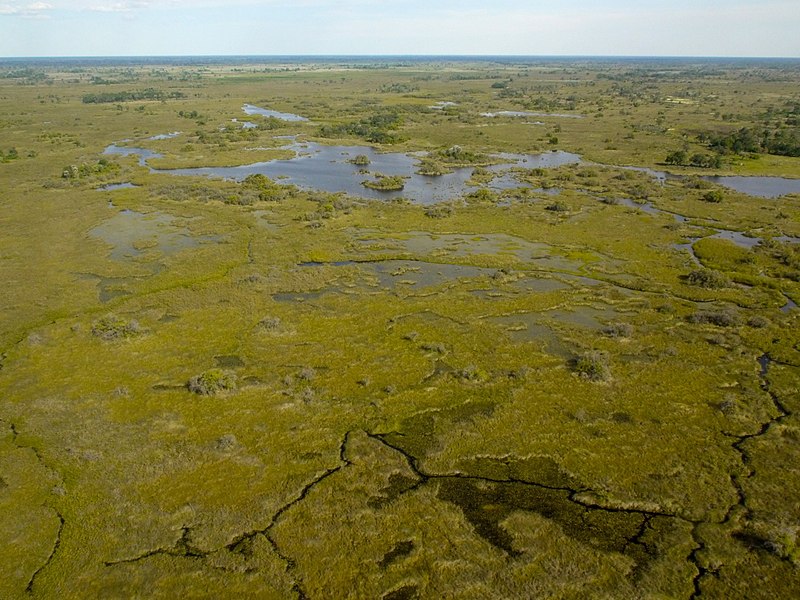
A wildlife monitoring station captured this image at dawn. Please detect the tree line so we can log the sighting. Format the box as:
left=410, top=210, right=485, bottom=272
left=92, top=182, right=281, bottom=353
left=82, top=88, right=186, bottom=104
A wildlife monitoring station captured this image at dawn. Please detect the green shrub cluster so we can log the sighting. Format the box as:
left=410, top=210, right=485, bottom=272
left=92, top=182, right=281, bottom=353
left=573, top=350, right=611, bottom=381
left=319, top=111, right=404, bottom=144
left=61, top=158, right=118, bottom=179
left=187, top=369, right=237, bottom=396
left=686, top=268, right=730, bottom=288
left=91, top=314, right=141, bottom=341
left=688, top=309, right=739, bottom=327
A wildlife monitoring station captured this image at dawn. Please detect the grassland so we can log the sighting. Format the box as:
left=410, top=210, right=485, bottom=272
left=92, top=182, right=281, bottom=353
left=1, top=57, right=799, bottom=599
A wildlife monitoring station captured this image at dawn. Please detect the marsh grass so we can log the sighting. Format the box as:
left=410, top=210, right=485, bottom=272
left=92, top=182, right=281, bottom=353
left=1, top=58, right=799, bottom=600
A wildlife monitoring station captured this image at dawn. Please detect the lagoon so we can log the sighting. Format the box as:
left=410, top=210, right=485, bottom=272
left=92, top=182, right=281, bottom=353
left=106, top=132, right=800, bottom=203
left=158, top=141, right=581, bottom=205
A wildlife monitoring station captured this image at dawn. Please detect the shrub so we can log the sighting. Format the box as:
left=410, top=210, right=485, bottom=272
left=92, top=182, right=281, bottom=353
left=424, top=204, right=453, bottom=218
left=258, top=316, right=282, bottom=331
left=701, top=190, right=724, bottom=203
left=466, top=188, right=498, bottom=203
left=187, top=369, right=237, bottom=395
left=420, top=342, right=447, bottom=354
left=602, top=322, right=633, bottom=338
left=417, top=159, right=449, bottom=176
left=362, top=174, right=405, bottom=191
left=573, top=351, right=610, bottom=381
left=665, top=149, right=687, bottom=165
left=455, top=364, right=487, bottom=382
left=91, top=314, right=141, bottom=340
left=350, top=154, right=371, bottom=166
left=298, top=387, right=315, bottom=403
left=628, top=185, right=649, bottom=200
left=545, top=200, right=569, bottom=212
left=687, top=268, right=729, bottom=288
left=688, top=309, right=739, bottom=327
left=747, top=315, right=770, bottom=328
left=297, top=367, right=316, bottom=381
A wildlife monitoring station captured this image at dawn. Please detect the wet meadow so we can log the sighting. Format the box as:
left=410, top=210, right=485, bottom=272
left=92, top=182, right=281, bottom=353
left=1, top=56, right=799, bottom=598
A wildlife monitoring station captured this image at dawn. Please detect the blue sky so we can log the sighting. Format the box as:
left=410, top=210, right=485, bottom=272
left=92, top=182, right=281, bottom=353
left=1, top=0, right=798, bottom=57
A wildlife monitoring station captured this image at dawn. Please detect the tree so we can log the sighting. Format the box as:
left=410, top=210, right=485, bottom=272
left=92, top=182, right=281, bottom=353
left=665, top=149, right=687, bottom=165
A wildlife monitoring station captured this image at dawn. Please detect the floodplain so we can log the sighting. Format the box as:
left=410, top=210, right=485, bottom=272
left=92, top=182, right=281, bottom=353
left=0, top=56, right=799, bottom=599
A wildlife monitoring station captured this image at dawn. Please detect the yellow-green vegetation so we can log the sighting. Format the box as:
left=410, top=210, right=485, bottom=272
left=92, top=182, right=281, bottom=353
left=361, top=173, right=407, bottom=191
left=1, top=57, right=799, bottom=599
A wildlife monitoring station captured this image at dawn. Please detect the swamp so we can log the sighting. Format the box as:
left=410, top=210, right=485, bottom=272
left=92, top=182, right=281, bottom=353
left=0, top=56, right=799, bottom=599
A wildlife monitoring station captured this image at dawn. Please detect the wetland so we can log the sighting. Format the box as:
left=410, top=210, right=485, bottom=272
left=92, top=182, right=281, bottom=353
left=0, top=56, right=799, bottom=600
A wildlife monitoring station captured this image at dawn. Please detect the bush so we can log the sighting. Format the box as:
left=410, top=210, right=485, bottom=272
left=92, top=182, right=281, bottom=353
left=420, top=342, right=447, bottom=354
left=702, top=190, right=724, bottom=203
left=417, top=159, right=449, bottom=176
left=91, top=314, right=141, bottom=340
left=665, top=150, right=687, bottom=165
left=187, top=369, right=237, bottom=395
left=466, top=188, right=498, bottom=203
left=425, top=204, right=453, bottom=218
left=573, top=351, right=610, bottom=381
left=545, top=200, right=569, bottom=212
left=602, top=322, right=633, bottom=338
left=455, top=364, right=487, bottom=382
left=297, top=367, right=316, bottom=381
left=688, top=309, right=739, bottom=327
left=258, top=316, right=282, bottom=331
left=362, top=174, right=405, bottom=191
left=350, top=154, right=371, bottom=166
left=687, top=268, right=729, bottom=288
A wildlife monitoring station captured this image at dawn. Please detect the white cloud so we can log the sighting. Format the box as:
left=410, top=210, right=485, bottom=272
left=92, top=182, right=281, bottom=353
left=0, top=1, right=53, bottom=17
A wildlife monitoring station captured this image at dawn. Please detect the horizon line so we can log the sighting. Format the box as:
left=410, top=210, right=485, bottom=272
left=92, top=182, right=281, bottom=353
left=2, top=53, right=800, bottom=61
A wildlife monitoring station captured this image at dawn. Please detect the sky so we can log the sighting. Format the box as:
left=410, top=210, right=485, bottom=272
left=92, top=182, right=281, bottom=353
left=1, top=0, right=799, bottom=58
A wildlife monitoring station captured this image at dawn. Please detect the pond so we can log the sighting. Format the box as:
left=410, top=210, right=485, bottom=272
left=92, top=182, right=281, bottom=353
left=430, top=101, right=458, bottom=110
left=106, top=132, right=800, bottom=203
left=617, top=198, right=661, bottom=214
left=158, top=142, right=580, bottom=204
left=614, top=167, right=800, bottom=198
left=701, top=175, right=800, bottom=199
left=242, top=104, right=308, bottom=122
left=97, top=182, right=138, bottom=191
left=232, top=119, right=259, bottom=129
left=89, top=209, right=220, bottom=261
left=103, top=144, right=162, bottom=166
left=481, top=111, right=584, bottom=119
left=147, top=132, right=181, bottom=140
left=709, top=230, right=762, bottom=248
left=157, top=142, right=582, bottom=205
